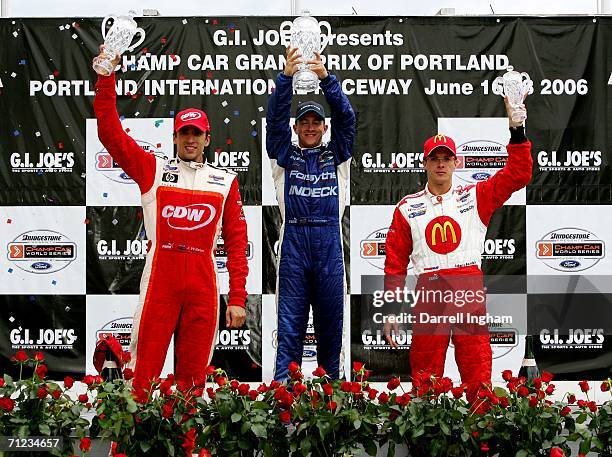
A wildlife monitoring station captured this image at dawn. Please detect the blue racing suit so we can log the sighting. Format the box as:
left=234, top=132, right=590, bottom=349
left=266, top=73, right=355, bottom=381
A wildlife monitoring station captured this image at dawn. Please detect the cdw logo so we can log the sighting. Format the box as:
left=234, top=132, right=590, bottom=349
left=181, top=111, right=201, bottom=121
left=161, top=204, right=216, bottom=231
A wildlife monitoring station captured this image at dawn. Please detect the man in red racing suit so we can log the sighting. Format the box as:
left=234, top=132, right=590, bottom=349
left=93, top=51, right=249, bottom=391
left=384, top=98, right=532, bottom=400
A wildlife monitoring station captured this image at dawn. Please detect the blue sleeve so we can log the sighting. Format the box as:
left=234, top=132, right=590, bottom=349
left=321, top=74, right=356, bottom=165
left=265, top=73, right=293, bottom=167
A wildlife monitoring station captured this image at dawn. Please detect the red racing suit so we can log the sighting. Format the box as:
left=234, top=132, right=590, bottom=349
left=94, top=74, right=249, bottom=389
left=384, top=127, right=532, bottom=398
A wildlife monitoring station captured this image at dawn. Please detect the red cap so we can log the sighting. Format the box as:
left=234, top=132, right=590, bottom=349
left=423, top=134, right=457, bottom=158
left=174, top=108, right=210, bottom=133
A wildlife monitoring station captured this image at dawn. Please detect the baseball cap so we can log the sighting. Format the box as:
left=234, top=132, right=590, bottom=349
left=174, top=108, right=210, bottom=133
left=295, top=101, right=326, bottom=122
left=423, top=134, right=457, bottom=158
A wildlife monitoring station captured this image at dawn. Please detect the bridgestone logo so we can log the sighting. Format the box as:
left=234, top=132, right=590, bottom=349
left=22, top=235, right=62, bottom=241
left=550, top=233, right=590, bottom=239
left=460, top=146, right=502, bottom=152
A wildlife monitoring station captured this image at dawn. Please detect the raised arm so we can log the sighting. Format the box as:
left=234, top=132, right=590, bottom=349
left=476, top=98, right=533, bottom=225
left=93, top=54, right=156, bottom=193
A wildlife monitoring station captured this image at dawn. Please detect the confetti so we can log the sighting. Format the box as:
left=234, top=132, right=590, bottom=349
left=51, top=280, right=57, bottom=285
left=154, top=120, right=164, bottom=127
left=179, top=75, right=186, bottom=80
left=7, top=268, right=13, bottom=273
left=49, top=74, right=54, bottom=80
left=103, top=192, right=108, bottom=198
left=130, top=64, right=136, bottom=70
left=72, top=34, right=78, bottom=40
left=169, top=111, right=175, bottom=116
left=221, top=100, right=228, bottom=107
left=112, top=219, right=118, bottom=225
left=226, top=138, right=233, bottom=145
left=12, top=31, right=18, bottom=37
left=11, top=72, right=16, bottom=78
left=251, top=130, right=258, bottom=137
left=205, top=19, right=209, bottom=24
left=147, top=96, right=155, bottom=103
left=182, top=19, right=188, bottom=25
left=170, top=54, right=177, bottom=61
left=37, top=170, right=44, bottom=175
left=139, top=230, right=146, bottom=237
left=156, top=143, right=161, bottom=148
left=13, top=130, right=20, bottom=136
left=258, top=106, right=264, bottom=112
left=250, top=120, right=256, bottom=126
left=8, top=316, right=15, bottom=322
left=59, top=25, right=65, bottom=31
left=58, top=142, right=64, bottom=149
left=135, top=111, right=140, bottom=117
left=65, top=23, right=70, bottom=29
left=233, top=110, right=240, bottom=116
left=35, top=131, right=41, bottom=137
left=19, top=59, right=27, bottom=65
left=120, top=115, right=125, bottom=121
left=161, top=37, right=167, bottom=44
left=125, top=128, right=131, bottom=133
left=72, top=22, right=80, bottom=28
left=207, top=71, right=213, bottom=78
left=224, top=118, right=230, bottom=124
left=84, top=218, right=90, bottom=224
left=6, top=219, right=12, bottom=224
left=212, top=19, right=218, bottom=25
left=228, top=23, right=235, bottom=30
left=53, top=70, right=59, bottom=77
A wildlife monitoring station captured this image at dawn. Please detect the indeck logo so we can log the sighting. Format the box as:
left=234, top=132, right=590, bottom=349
left=425, top=216, right=462, bottom=254
left=161, top=204, right=216, bottom=231
left=180, top=111, right=202, bottom=121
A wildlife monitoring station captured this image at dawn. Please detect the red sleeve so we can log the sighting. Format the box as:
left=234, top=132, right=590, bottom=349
left=476, top=139, right=532, bottom=226
left=222, top=178, right=249, bottom=307
left=93, top=73, right=156, bottom=193
left=384, top=206, right=413, bottom=293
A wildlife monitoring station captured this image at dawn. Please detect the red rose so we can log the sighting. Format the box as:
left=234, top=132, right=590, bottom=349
left=567, top=394, right=576, bottom=404
left=387, top=376, right=401, bottom=391
left=490, top=395, right=500, bottom=406
left=545, top=384, right=555, bottom=395
left=351, top=382, right=361, bottom=393
left=215, top=376, right=227, bottom=386
left=517, top=386, right=529, bottom=397
left=378, top=392, right=389, bottom=404
left=480, top=443, right=490, bottom=452
left=238, top=383, right=250, bottom=396
left=588, top=401, right=598, bottom=413
left=577, top=400, right=587, bottom=408
left=35, top=365, right=48, bottom=379
left=312, top=366, right=326, bottom=377
left=541, top=371, right=554, bottom=383
left=550, top=447, right=564, bottom=457
left=12, top=350, right=28, bottom=363
left=279, top=410, right=291, bottom=424
left=78, top=394, right=88, bottom=403
left=560, top=406, right=571, bottom=417
left=322, top=384, right=333, bottom=396
left=293, top=382, right=307, bottom=396
left=248, top=390, right=258, bottom=401
left=79, top=437, right=91, bottom=452
left=37, top=387, right=48, bottom=399
left=63, top=376, right=74, bottom=389
left=501, top=370, right=513, bottom=382
left=33, top=351, right=45, bottom=362
left=270, top=380, right=281, bottom=390
left=198, top=450, right=212, bottom=457
left=122, top=350, right=131, bottom=364
left=533, top=378, right=542, bottom=389
left=181, top=428, right=196, bottom=456
left=82, top=375, right=95, bottom=386
left=205, top=365, right=216, bottom=376
left=52, top=389, right=61, bottom=400
left=162, top=401, right=174, bottom=418
left=257, top=383, right=269, bottom=393
left=499, top=397, right=509, bottom=408
left=122, top=368, right=134, bottom=381
left=327, top=400, right=337, bottom=412
left=230, top=380, right=239, bottom=390
left=0, top=378, right=4, bottom=387
left=0, top=397, right=15, bottom=412
left=290, top=370, right=303, bottom=380
left=579, top=380, right=590, bottom=393
left=601, top=381, right=610, bottom=392
left=206, top=387, right=216, bottom=400
left=340, top=381, right=352, bottom=393
left=529, top=395, right=538, bottom=408
left=368, top=388, right=378, bottom=400
left=352, top=361, right=364, bottom=372
left=288, top=361, right=300, bottom=373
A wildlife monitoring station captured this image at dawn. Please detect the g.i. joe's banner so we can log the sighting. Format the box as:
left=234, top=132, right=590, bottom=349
left=0, top=16, right=611, bottom=383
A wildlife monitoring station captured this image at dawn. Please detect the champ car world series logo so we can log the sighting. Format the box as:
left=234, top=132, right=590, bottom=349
left=360, top=228, right=388, bottom=270
left=454, top=140, right=507, bottom=184
left=536, top=227, right=605, bottom=272
left=95, top=139, right=159, bottom=183
left=8, top=230, right=76, bottom=274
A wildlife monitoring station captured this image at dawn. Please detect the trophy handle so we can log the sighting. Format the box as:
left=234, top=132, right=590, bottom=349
left=318, top=20, right=332, bottom=53
left=491, top=76, right=504, bottom=96
left=127, top=28, right=146, bottom=52
left=101, top=15, right=115, bottom=41
left=520, top=72, right=534, bottom=96
left=279, top=20, right=293, bottom=47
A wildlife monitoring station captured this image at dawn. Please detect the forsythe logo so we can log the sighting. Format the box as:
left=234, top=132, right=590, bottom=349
left=180, top=111, right=202, bottom=121
left=161, top=204, right=216, bottom=231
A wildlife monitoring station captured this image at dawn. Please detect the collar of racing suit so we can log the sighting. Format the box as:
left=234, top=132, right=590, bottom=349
left=177, top=156, right=207, bottom=169
left=425, top=183, right=454, bottom=204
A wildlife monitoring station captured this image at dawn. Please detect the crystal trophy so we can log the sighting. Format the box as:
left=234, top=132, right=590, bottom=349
left=93, top=12, right=145, bottom=76
left=492, top=66, right=533, bottom=123
left=290, top=14, right=331, bottom=92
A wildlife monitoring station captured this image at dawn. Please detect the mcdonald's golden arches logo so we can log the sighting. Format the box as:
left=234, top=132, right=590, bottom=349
left=425, top=216, right=462, bottom=254
left=433, top=134, right=447, bottom=143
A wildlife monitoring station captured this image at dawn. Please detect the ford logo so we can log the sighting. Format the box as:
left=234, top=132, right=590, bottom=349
left=303, top=349, right=317, bottom=358
left=216, top=260, right=226, bottom=269
left=31, top=262, right=51, bottom=270
left=472, top=172, right=491, bottom=181
left=560, top=260, right=581, bottom=269
left=119, top=172, right=132, bottom=180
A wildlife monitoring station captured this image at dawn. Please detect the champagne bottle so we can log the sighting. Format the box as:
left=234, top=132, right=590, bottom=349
left=518, top=335, right=540, bottom=380
left=101, top=347, right=123, bottom=381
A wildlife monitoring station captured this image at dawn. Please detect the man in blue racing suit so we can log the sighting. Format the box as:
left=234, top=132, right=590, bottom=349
left=266, top=47, right=356, bottom=381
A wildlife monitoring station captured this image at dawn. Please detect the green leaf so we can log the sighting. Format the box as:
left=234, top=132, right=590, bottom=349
left=140, top=441, right=151, bottom=452
left=439, top=421, right=450, bottom=436
left=231, top=412, right=242, bottom=423
left=353, top=419, right=362, bottom=430
left=38, top=423, right=51, bottom=435
left=386, top=441, right=396, bottom=457
left=126, top=399, right=138, bottom=413
left=515, top=450, right=529, bottom=457
left=364, top=439, right=377, bottom=456
left=251, top=424, right=267, bottom=438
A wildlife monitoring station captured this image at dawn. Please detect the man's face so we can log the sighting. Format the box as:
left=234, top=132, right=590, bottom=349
left=173, top=126, right=210, bottom=162
left=293, top=113, right=328, bottom=149
left=423, top=149, right=458, bottom=187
